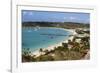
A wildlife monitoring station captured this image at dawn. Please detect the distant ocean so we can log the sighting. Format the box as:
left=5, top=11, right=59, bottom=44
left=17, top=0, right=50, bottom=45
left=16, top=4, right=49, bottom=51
left=22, top=27, right=72, bottom=52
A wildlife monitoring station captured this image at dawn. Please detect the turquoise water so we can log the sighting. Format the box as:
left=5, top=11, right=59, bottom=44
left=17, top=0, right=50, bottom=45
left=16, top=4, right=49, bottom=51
left=22, top=27, right=72, bottom=52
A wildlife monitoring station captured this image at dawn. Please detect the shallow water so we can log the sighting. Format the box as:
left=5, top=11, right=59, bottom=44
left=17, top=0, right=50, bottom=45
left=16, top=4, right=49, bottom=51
left=22, top=27, right=72, bottom=52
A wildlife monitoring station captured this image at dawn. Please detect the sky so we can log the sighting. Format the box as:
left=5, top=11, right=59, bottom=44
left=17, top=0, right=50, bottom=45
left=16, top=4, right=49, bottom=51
left=22, top=10, right=90, bottom=24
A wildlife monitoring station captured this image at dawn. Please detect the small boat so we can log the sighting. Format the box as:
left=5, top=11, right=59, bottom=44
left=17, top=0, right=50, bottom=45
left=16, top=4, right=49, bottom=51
left=28, top=30, right=32, bottom=32
left=36, top=26, right=40, bottom=29
left=34, top=28, right=37, bottom=31
left=34, top=26, right=40, bottom=31
left=50, top=36, right=54, bottom=39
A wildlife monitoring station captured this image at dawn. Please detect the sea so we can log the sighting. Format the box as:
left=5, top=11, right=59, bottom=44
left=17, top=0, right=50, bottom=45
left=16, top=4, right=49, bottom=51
left=22, top=27, right=72, bottom=52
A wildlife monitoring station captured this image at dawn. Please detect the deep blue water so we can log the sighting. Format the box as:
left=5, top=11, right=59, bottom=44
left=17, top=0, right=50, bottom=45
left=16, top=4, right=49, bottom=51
left=22, top=27, right=72, bottom=52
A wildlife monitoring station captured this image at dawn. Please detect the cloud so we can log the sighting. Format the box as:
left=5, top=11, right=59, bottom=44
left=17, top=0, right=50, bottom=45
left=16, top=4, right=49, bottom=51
left=63, top=17, right=67, bottom=20
left=23, top=11, right=34, bottom=16
left=29, top=12, right=33, bottom=15
left=69, top=16, right=76, bottom=20
left=23, top=11, right=27, bottom=15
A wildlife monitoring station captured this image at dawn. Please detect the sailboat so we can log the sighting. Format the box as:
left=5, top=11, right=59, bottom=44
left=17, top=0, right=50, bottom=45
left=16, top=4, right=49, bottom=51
left=34, top=28, right=37, bottom=31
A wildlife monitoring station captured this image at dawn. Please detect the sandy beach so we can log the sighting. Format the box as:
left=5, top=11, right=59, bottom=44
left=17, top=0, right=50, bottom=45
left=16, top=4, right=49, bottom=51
left=31, top=28, right=76, bottom=57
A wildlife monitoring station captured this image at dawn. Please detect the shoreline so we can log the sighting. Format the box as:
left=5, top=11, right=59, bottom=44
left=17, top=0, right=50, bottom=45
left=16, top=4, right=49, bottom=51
left=30, top=28, right=76, bottom=57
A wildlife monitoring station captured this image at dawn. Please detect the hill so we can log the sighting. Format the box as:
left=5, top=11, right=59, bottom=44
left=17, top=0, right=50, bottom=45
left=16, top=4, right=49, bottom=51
left=22, top=22, right=90, bottom=29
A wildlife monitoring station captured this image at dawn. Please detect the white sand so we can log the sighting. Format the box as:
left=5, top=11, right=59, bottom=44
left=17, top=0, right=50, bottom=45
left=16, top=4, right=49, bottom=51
left=31, top=28, right=76, bottom=57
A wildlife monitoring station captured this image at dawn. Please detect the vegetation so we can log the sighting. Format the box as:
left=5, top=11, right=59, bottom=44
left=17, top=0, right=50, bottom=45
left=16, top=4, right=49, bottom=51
left=22, top=48, right=36, bottom=62
left=22, top=22, right=89, bottom=29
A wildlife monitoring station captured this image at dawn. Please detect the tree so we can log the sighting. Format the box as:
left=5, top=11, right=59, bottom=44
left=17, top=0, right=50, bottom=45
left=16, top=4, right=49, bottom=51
left=62, top=43, right=68, bottom=48
left=39, top=48, right=43, bottom=52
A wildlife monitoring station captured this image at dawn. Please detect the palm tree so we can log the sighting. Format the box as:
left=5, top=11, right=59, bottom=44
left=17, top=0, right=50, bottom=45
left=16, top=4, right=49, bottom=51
left=39, top=48, right=43, bottom=52
left=62, top=43, right=68, bottom=48
left=39, top=48, right=43, bottom=55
